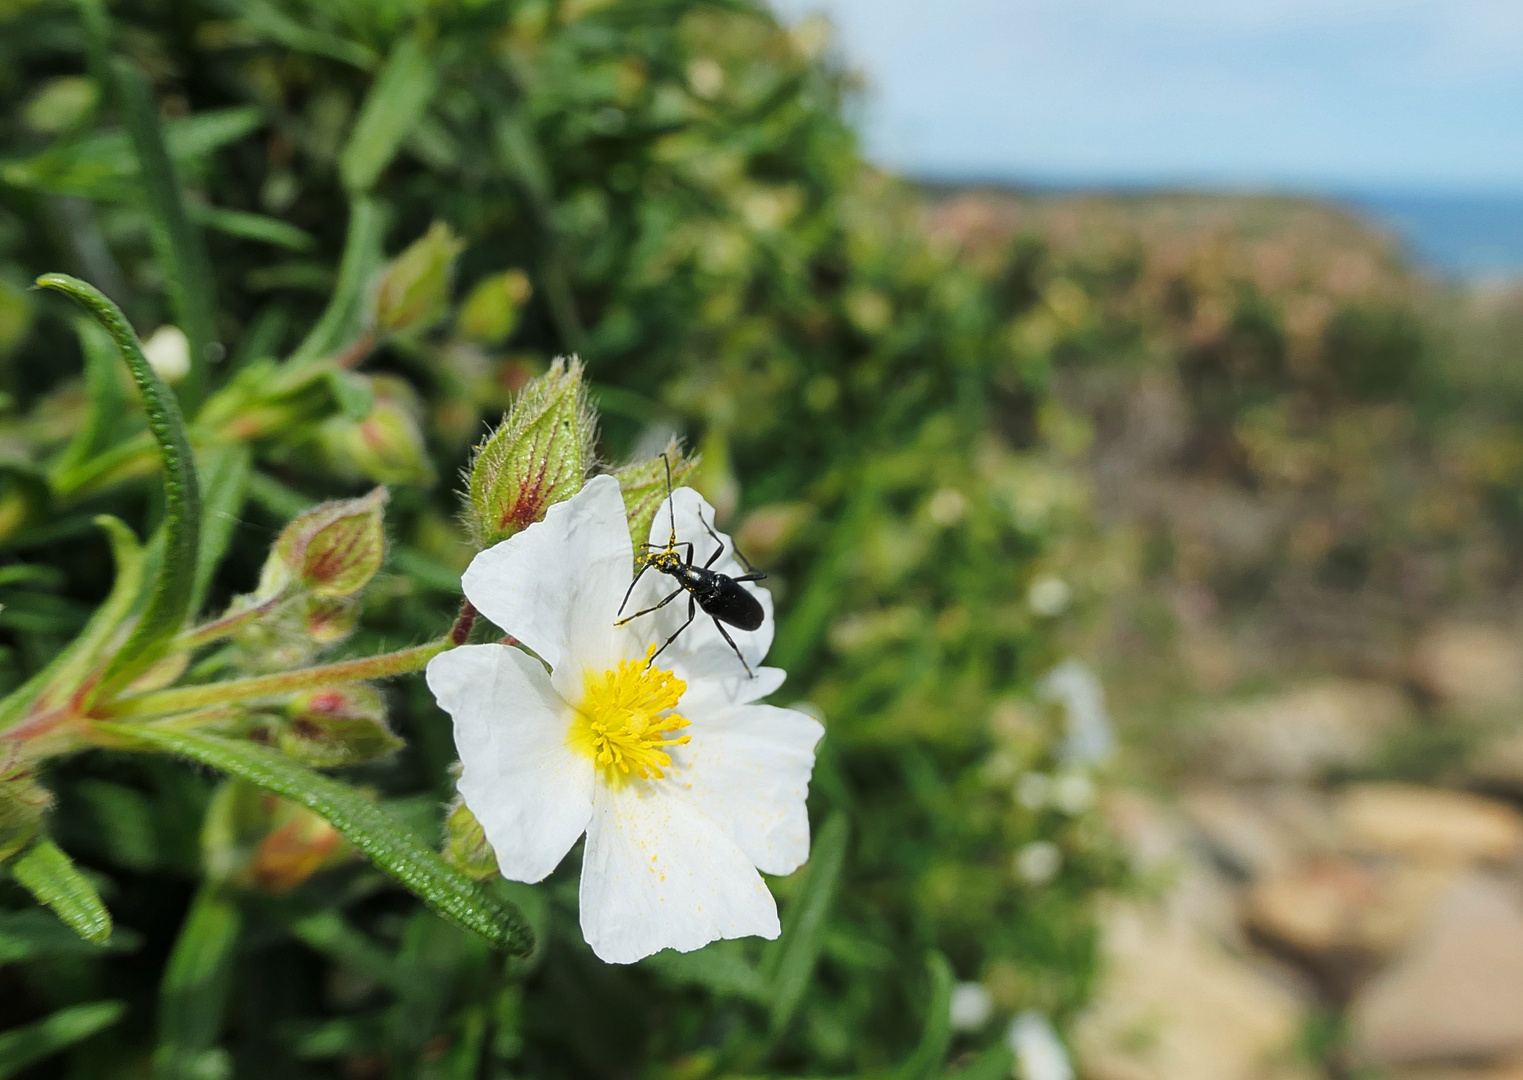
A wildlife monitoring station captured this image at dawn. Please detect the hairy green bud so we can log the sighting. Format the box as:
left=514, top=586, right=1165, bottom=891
left=316, top=376, right=434, bottom=487
left=261, top=487, right=389, bottom=600
left=0, top=746, right=50, bottom=863
left=466, top=356, right=596, bottom=548
left=443, top=798, right=498, bottom=881
left=277, top=685, right=402, bottom=768
left=457, top=269, right=532, bottom=345
left=611, top=439, right=698, bottom=550
left=373, top=221, right=465, bottom=336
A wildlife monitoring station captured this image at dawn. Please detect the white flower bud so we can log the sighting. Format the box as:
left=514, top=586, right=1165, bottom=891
left=142, top=325, right=190, bottom=383
left=948, top=981, right=993, bottom=1031
left=1006, top=1011, right=1073, bottom=1080
left=1014, top=841, right=1061, bottom=885
left=1027, top=575, right=1071, bottom=617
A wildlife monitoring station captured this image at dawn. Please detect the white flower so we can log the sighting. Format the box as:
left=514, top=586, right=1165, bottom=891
left=1014, top=841, right=1062, bottom=885
left=426, top=475, right=824, bottom=964
left=948, top=981, right=994, bottom=1031
left=1007, top=1011, right=1073, bottom=1080
left=1039, top=659, right=1115, bottom=768
left=142, top=325, right=190, bottom=383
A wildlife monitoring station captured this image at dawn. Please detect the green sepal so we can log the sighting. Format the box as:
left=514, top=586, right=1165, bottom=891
left=36, top=274, right=202, bottom=694
left=612, top=440, right=698, bottom=551
left=9, top=839, right=113, bottom=945
left=98, top=724, right=533, bottom=955
left=466, top=357, right=596, bottom=548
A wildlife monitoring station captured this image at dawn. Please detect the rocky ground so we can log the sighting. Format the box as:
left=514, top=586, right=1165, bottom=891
left=1074, top=624, right=1523, bottom=1080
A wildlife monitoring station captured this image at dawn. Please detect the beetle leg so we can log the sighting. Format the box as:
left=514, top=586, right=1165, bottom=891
left=733, top=571, right=768, bottom=583
left=616, top=558, right=657, bottom=620
left=698, top=508, right=757, bottom=572
left=649, top=595, right=697, bottom=665
left=710, top=617, right=755, bottom=678
left=615, top=584, right=685, bottom=627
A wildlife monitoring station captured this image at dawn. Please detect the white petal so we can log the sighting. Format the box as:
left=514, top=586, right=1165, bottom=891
left=426, top=644, right=593, bottom=883
left=462, top=475, right=633, bottom=682
left=579, top=779, right=779, bottom=964
left=669, top=704, right=824, bottom=876
left=679, top=664, right=786, bottom=717
left=619, top=487, right=773, bottom=690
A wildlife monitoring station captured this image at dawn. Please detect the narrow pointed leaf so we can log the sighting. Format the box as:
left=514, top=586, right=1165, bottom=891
left=10, top=839, right=113, bottom=944
left=288, top=197, right=387, bottom=365
left=896, top=951, right=955, bottom=1080
left=0, top=515, right=142, bottom=729
left=36, top=274, right=201, bottom=692
left=339, top=34, right=439, bottom=194
left=155, top=885, right=240, bottom=1079
left=0, top=1001, right=125, bottom=1079
left=762, top=810, right=849, bottom=1034
left=98, top=725, right=533, bottom=955
left=190, top=444, right=252, bottom=613
left=112, top=58, right=217, bottom=406
left=191, top=204, right=315, bottom=251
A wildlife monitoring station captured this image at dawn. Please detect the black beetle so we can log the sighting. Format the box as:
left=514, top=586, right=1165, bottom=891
left=614, top=455, right=766, bottom=677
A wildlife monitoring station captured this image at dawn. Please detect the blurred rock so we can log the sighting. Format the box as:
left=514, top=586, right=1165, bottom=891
left=1351, top=875, right=1523, bottom=1067
left=1392, top=1064, right=1523, bottom=1080
left=1183, top=787, right=1299, bottom=880
left=1336, top=784, right=1523, bottom=865
left=1209, top=681, right=1412, bottom=781
left=1411, top=623, right=1523, bottom=714
left=1074, top=898, right=1313, bottom=1080
left=1245, top=856, right=1380, bottom=956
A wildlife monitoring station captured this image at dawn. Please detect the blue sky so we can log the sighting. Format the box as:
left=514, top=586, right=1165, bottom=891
left=769, top=0, right=1523, bottom=194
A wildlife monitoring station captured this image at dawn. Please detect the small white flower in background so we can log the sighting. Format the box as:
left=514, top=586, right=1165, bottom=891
left=1026, top=575, right=1071, bottom=617
left=1050, top=772, right=1095, bottom=815
left=142, top=325, right=190, bottom=384
left=1014, top=841, right=1062, bottom=885
left=927, top=487, right=968, bottom=527
left=948, top=981, right=994, bottom=1031
left=1039, top=659, right=1115, bottom=768
left=1007, top=1011, right=1073, bottom=1080
left=1015, top=772, right=1050, bottom=811
left=426, top=475, right=824, bottom=964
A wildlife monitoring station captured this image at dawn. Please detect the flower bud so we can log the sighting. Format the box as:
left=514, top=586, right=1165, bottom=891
left=316, top=376, right=434, bottom=487
left=443, top=798, right=498, bottom=881
left=456, top=269, right=532, bottom=345
left=0, top=747, right=50, bottom=862
left=203, top=781, right=349, bottom=891
left=277, top=685, right=402, bottom=768
left=261, top=487, right=389, bottom=600
left=141, top=325, right=190, bottom=384
left=372, top=222, right=464, bottom=337
left=302, top=595, right=361, bottom=645
left=611, top=440, right=697, bottom=549
left=466, top=356, right=596, bottom=548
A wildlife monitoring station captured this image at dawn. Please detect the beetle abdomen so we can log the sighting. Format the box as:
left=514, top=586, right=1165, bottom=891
left=701, top=577, right=764, bottom=631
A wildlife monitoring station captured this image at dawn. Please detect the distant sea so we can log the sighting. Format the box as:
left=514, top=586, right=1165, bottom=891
left=1336, top=191, right=1523, bottom=281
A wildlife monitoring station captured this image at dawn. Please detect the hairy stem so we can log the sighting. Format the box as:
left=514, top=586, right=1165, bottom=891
left=104, top=639, right=448, bottom=718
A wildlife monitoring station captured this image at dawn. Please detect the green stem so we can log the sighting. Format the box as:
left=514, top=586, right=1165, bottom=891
left=105, top=639, right=448, bottom=718
left=175, top=592, right=289, bottom=651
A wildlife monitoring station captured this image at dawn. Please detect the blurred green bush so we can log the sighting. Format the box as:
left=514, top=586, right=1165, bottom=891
left=0, top=2, right=1117, bottom=1077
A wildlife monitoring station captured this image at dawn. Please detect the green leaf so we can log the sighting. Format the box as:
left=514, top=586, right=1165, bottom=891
left=155, top=886, right=240, bottom=1080
left=339, top=34, right=439, bottom=195
left=290, top=910, right=405, bottom=992
left=0, top=1001, right=125, bottom=1079
left=896, top=951, right=955, bottom=1080
left=0, top=909, right=139, bottom=964
left=939, top=1044, right=1015, bottom=1080
left=112, top=57, right=217, bottom=406
left=238, top=1, right=378, bottom=70
left=9, top=839, right=113, bottom=945
left=287, top=197, right=388, bottom=365
left=98, top=725, right=533, bottom=955
left=35, top=274, right=202, bottom=693
left=643, top=940, right=770, bottom=1003
left=191, top=204, right=315, bottom=252
left=0, top=515, right=143, bottom=730
left=762, top=810, right=849, bottom=1034
left=190, top=444, right=251, bottom=614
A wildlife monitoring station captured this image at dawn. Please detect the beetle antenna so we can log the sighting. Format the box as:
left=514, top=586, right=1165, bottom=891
left=662, top=451, right=676, bottom=548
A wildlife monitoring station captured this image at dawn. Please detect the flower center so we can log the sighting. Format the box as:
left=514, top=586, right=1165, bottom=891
left=570, top=645, right=691, bottom=783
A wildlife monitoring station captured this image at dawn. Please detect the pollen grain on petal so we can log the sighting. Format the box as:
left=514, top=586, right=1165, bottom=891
left=569, top=645, right=692, bottom=783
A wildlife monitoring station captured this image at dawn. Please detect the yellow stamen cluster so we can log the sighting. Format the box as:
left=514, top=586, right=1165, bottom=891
left=570, top=646, right=691, bottom=782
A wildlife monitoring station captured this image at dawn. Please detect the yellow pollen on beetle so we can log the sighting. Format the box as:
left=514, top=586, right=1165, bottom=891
left=569, top=645, right=691, bottom=782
